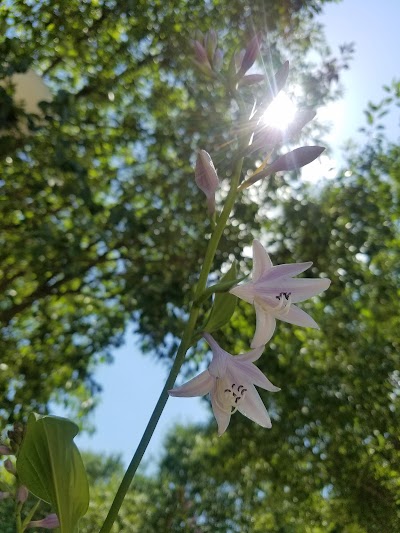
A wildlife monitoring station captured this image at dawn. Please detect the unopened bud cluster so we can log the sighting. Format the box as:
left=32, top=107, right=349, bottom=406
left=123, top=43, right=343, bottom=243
left=191, top=30, right=265, bottom=88
left=191, top=30, right=224, bottom=77
left=192, top=31, right=324, bottom=208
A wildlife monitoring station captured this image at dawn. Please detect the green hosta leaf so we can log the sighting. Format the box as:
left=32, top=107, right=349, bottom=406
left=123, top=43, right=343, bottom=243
left=204, top=262, right=238, bottom=333
left=17, top=413, right=89, bottom=533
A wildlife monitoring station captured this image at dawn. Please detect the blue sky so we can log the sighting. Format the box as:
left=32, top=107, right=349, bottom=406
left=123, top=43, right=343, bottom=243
left=67, top=0, right=400, bottom=468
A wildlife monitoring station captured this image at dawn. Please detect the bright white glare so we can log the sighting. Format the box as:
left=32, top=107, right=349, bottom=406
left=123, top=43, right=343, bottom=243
left=261, top=92, right=297, bottom=131
left=301, top=154, right=337, bottom=183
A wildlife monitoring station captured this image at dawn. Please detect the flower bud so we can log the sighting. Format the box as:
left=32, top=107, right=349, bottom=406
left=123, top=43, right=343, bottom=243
left=195, top=150, right=219, bottom=215
left=192, top=59, right=215, bottom=78
left=0, top=445, right=12, bottom=455
left=234, top=49, right=245, bottom=71
left=248, top=126, right=283, bottom=155
left=238, top=34, right=261, bottom=76
left=285, top=109, right=316, bottom=138
left=27, top=514, right=60, bottom=530
left=17, top=485, right=29, bottom=504
left=194, top=30, right=204, bottom=44
left=212, top=48, right=224, bottom=72
left=192, top=41, right=210, bottom=66
left=238, top=74, right=265, bottom=87
left=205, top=30, right=218, bottom=64
left=244, top=146, right=325, bottom=187
left=0, top=491, right=11, bottom=500
left=4, top=458, right=16, bottom=475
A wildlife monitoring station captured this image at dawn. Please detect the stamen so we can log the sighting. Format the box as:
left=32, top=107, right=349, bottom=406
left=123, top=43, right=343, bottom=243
left=280, top=293, right=292, bottom=316
left=223, top=383, right=247, bottom=414
left=274, top=292, right=292, bottom=315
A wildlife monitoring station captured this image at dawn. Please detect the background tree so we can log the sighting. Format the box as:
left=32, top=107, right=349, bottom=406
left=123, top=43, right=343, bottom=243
left=147, top=82, right=400, bottom=533
left=21, top=83, right=396, bottom=533
left=0, top=0, right=344, bottom=425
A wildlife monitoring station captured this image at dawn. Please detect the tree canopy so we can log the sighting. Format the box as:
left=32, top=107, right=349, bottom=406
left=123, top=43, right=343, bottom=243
left=148, top=83, right=400, bottom=532
left=0, top=0, right=398, bottom=527
left=0, top=0, right=341, bottom=424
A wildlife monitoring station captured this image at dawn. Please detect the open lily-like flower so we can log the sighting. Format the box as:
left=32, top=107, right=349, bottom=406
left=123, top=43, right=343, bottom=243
left=230, top=240, right=331, bottom=347
left=168, top=333, right=280, bottom=436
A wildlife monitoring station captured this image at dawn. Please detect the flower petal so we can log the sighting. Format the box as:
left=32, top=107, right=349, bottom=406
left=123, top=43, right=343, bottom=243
left=278, top=304, right=320, bottom=329
left=252, top=240, right=273, bottom=281
left=235, top=345, right=265, bottom=363
left=255, top=277, right=331, bottom=303
left=210, top=385, right=231, bottom=436
left=275, top=277, right=331, bottom=303
left=237, top=384, right=272, bottom=428
left=229, top=282, right=254, bottom=303
left=251, top=303, right=276, bottom=347
left=168, top=370, right=213, bottom=398
left=259, top=261, right=312, bottom=283
left=232, top=359, right=280, bottom=392
left=204, top=334, right=230, bottom=378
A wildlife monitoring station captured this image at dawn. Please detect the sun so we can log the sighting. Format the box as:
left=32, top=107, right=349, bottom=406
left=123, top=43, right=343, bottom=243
left=261, top=92, right=297, bottom=131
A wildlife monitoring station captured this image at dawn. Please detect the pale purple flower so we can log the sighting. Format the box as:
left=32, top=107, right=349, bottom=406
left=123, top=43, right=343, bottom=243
left=27, top=514, right=59, bottom=529
left=169, top=333, right=280, bottom=435
left=230, top=240, right=331, bottom=347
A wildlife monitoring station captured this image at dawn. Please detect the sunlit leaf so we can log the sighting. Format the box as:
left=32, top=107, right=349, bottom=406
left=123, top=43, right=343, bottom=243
left=17, top=413, right=89, bottom=533
left=204, top=262, right=237, bottom=333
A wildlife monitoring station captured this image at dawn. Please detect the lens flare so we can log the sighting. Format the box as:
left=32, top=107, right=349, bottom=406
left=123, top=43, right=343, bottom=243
left=261, top=92, right=297, bottom=130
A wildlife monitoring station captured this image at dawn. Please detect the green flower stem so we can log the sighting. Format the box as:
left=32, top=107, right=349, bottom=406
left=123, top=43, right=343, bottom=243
left=99, top=154, right=245, bottom=533
left=237, top=148, right=275, bottom=192
left=15, top=500, right=23, bottom=533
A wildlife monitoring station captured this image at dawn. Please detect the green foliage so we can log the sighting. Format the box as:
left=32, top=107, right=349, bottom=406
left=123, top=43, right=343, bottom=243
left=0, top=496, right=15, bottom=533
left=17, top=414, right=89, bottom=533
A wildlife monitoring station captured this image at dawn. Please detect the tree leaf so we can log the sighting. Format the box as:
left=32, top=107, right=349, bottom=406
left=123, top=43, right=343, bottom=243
left=17, top=413, right=89, bottom=533
left=204, top=263, right=238, bottom=333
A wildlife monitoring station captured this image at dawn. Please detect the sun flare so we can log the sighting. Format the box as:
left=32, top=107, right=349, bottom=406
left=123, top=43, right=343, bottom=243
left=261, top=92, right=297, bottom=131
